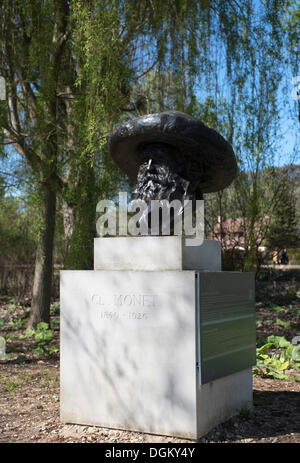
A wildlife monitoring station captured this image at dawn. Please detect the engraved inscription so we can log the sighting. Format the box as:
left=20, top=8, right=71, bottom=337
left=100, top=311, right=119, bottom=320
left=114, top=294, right=158, bottom=307
left=100, top=311, right=148, bottom=320
left=92, top=293, right=158, bottom=321
left=91, top=293, right=158, bottom=307
left=92, top=294, right=105, bottom=305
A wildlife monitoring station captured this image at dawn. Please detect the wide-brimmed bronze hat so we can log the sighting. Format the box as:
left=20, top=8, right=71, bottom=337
left=108, top=111, right=237, bottom=193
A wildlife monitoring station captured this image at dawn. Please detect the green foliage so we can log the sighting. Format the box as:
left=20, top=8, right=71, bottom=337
left=9, top=317, right=26, bottom=330
left=267, top=335, right=292, bottom=348
left=23, top=322, right=57, bottom=356
left=254, top=336, right=300, bottom=381
left=8, top=303, right=22, bottom=311
left=4, top=381, right=19, bottom=394
left=50, top=302, right=60, bottom=316
left=0, top=296, right=15, bottom=302
left=266, top=170, right=299, bottom=251
left=18, top=374, right=32, bottom=381
left=272, top=304, right=285, bottom=312
left=287, top=248, right=300, bottom=265
left=276, top=318, right=291, bottom=329
left=0, top=195, right=36, bottom=267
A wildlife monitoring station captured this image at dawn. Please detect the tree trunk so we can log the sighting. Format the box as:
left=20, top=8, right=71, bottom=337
left=28, top=183, right=56, bottom=328
left=65, top=164, right=96, bottom=270
left=61, top=199, right=75, bottom=261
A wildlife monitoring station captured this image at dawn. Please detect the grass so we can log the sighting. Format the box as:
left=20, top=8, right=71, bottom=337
left=5, top=381, right=19, bottom=393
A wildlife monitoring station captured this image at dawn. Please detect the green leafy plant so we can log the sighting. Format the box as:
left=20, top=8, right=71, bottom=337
left=0, top=296, right=15, bottom=302
left=267, top=336, right=291, bottom=348
left=39, top=370, right=59, bottom=383
left=5, top=381, right=19, bottom=393
left=50, top=302, right=60, bottom=316
left=254, top=336, right=300, bottom=381
left=271, top=304, right=285, bottom=312
left=24, top=322, right=57, bottom=356
left=8, top=303, right=22, bottom=311
left=51, top=319, right=60, bottom=326
left=276, top=318, right=291, bottom=329
left=18, top=374, right=32, bottom=381
left=9, top=317, right=26, bottom=329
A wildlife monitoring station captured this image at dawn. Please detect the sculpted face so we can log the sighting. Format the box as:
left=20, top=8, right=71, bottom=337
left=108, top=111, right=237, bottom=234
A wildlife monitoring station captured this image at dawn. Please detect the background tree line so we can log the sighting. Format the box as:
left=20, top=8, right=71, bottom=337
left=0, top=0, right=299, bottom=326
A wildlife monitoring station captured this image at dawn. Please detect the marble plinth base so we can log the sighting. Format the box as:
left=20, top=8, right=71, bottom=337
left=94, top=237, right=221, bottom=271
left=60, top=270, right=255, bottom=439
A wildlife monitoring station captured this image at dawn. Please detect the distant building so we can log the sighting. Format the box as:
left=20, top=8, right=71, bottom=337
left=212, top=216, right=269, bottom=252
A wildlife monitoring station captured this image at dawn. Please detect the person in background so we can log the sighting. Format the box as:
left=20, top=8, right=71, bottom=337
left=273, top=249, right=280, bottom=265
left=281, top=248, right=289, bottom=265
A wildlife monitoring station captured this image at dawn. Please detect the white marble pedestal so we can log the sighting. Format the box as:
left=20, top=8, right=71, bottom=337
left=60, top=237, right=255, bottom=439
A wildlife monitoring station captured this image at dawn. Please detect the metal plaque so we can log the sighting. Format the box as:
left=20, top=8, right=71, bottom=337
left=196, top=272, right=256, bottom=384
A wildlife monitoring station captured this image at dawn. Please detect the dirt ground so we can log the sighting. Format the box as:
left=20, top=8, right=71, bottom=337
left=0, top=359, right=300, bottom=444
left=0, top=272, right=299, bottom=444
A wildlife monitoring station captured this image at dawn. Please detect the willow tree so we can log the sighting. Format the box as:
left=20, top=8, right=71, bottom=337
left=266, top=168, right=299, bottom=251
left=223, top=1, right=298, bottom=271
left=125, top=1, right=297, bottom=272
left=0, top=0, right=207, bottom=324
left=0, top=0, right=137, bottom=324
left=0, top=1, right=72, bottom=326
left=0, top=0, right=297, bottom=325
left=64, top=0, right=243, bottom=267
